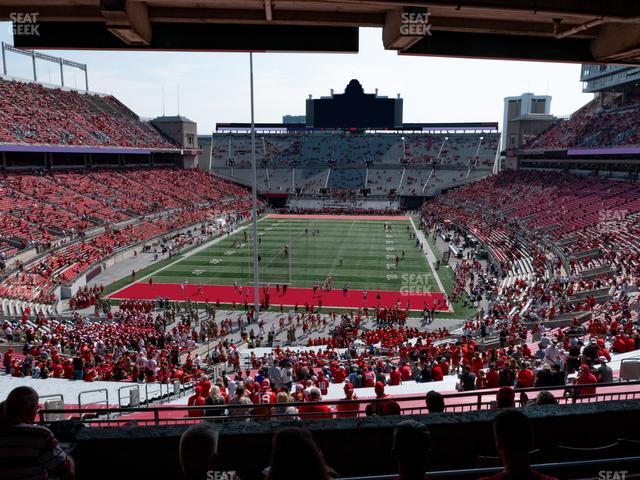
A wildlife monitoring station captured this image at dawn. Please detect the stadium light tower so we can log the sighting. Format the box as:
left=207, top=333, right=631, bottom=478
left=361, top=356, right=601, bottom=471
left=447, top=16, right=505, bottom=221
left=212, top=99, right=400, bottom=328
left=249, top=52, right=260, bottom=323
left=474, top=136, right=485, bottom=167
left=436, top=136, right=449, bottom=163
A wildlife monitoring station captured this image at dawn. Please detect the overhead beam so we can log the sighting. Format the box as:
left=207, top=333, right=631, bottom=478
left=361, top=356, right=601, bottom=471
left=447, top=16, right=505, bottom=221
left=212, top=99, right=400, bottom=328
left=428, top=16, right=592, bottom=39
left=403, top=30, right=596, bottom=63
left=13, top=22, right=360, bottom=53
left=265, top=0, right=273, bottom=21
left=147, top=8, right=384, bottom=27
left=100, top=0, right=152, bottom=46
left=591, top=22, right=640, bottom=62
left=383, top=8, right=431, bottom=50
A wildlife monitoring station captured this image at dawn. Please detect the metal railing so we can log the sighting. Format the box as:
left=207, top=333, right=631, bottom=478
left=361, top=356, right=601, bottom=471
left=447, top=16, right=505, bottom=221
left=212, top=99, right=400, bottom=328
left=37, top=380, right=640, bottom=427
left=339, top=456, right=640, bottom=480
left=117, top=384, right=141, bottom=408
left=77, top=388, right=109, bottom=412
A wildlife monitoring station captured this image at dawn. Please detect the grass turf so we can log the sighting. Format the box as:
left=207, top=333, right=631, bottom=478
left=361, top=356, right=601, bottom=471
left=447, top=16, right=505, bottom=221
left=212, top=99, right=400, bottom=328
left=145, top=217, right=439, bottom=293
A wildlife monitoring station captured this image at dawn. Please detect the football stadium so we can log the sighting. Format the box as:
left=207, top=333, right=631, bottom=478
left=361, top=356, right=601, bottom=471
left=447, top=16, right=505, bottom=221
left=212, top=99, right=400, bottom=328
left=1, top=2, right=640, bottom=480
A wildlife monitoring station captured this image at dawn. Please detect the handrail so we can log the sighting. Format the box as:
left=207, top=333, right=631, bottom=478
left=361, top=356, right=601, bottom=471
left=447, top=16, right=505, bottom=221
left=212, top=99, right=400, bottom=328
left=37, top=379, right=640, bottom=426
left=117, top=384, right=140, bottom=408
left=78, top=388, right=109, bottom=411
left=144, top=382, right=163, bottom=405
left=39, top=393, right=65, bottom=404
left=339, top=456, right=640, bottom=480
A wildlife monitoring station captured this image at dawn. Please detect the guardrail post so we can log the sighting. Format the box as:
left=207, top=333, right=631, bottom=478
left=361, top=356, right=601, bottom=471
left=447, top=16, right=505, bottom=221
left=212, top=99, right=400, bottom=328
left=476, top=392, right=482, bottom=410
left=154, top=408, right=160, bottom=426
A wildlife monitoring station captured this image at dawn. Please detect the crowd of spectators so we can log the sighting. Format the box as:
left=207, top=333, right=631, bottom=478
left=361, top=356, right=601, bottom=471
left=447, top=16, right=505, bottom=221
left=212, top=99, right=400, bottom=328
left=0, top=78, right=174, bottom=148
left=525, top=93, right=640, bottom=150
left=0, top=168, right=255, bottom=302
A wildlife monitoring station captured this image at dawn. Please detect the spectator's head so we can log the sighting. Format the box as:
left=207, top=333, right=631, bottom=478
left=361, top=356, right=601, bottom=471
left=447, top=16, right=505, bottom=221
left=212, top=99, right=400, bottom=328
left=496, top=387, right=515, bottom=409
left=179, top=423, right=219, bottom=480
left=268, top=427, right=334, bottom=480
left=343, top=382, right=355, bottom=399
left=493, top=409, right=534, bottom=474
left=392, top=420, right=431, bottom=480
left=276, top=392, right=289, bottom=404
left=235, top=386, right=245, bottom=398
left=3, top=386, right=38, bottom=424
left=309, top=388, right=322, bottom=401
left=534, top=391, right=558, bottom=406
left=210, top=386, right=222, bottom=401
left=383, top=400, right=401, bottom=416
left=375, top=381, right=386, bottom=397
left=425, top=390, right=445, bottom=413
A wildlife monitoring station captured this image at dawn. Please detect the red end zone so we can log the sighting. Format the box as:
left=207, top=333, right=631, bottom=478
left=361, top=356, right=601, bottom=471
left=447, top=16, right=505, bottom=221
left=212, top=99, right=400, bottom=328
left=109, top=283, right=448, bottom=312
left=267, top=214, right=410, bottom=221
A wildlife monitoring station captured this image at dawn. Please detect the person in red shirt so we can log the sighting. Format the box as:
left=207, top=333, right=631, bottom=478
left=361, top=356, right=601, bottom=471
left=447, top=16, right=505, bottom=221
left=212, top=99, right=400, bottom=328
left=333, top=365, right=346, bottom=384
left=290, top=383, right=305, bottom=403
left=187, top=386, right=206, bottom=417
left=612, top=334, right=627, bottom=353
left=363, top=367, right=376, bottom=387
left=575, top=364, right=597, bottom=396
left=472, top=353, right=484, bottom=375
left=336, top=382, right=360, bottom=418
left=516, top=365, right=534, bottom=389
left=438, top=358, right=450, bottom=376
left=52, top=362, right=63, bottom=379
left=83, top=365, right=96, bottom=382
left=480, top=409, right=558, bottom=480
left=198, top=375, right=211, bottom=398
left=63, top=361, right=74, bottom=380
left=486, top=364, right=500, bottom=389
left=626, top=336, right=636, bottom=353
left=317, top=372, right=329, bottom=396
left=304, top=388, right=333, bottom=420
left=399, top=362, right=412, bottom=381
left=431, top=363, right=443, bottom=382
left=476, top=370, right=488, bottom=390
left=366, top=382, right=391, bottom=416
left=389, top=366, right=402, bottom=386
left=252, top=379, right=277, bottom=418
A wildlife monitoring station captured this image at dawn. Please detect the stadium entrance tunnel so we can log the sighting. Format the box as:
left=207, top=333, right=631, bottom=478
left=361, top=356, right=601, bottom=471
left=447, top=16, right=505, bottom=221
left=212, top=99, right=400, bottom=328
left=63, top=400, right=640, bottom=480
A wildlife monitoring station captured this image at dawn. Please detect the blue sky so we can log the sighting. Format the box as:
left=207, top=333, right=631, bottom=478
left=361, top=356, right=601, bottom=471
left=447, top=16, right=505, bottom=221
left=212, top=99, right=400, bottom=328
left=0, top=24, right=591, bottom=134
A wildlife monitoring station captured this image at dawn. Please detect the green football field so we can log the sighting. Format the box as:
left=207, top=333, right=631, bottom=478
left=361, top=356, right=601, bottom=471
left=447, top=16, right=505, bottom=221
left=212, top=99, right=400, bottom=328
left=145, top=216, right=440, bottom=292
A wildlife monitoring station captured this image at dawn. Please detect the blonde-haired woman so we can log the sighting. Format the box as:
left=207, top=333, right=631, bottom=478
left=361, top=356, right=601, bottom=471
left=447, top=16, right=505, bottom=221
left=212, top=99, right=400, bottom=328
left=205, top=385, right=226, bottom=418
left=272, top=391, right=298, bottom=421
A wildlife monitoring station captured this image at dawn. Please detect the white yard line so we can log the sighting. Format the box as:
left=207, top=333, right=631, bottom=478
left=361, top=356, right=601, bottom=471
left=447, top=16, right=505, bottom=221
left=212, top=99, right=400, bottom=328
left=109, top=218, right=266, bottom=297
left=410, top=217, right=446, bottom=294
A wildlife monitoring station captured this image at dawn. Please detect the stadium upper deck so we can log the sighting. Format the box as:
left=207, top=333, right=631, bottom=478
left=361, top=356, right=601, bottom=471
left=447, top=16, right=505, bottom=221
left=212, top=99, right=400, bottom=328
left=208, top=131, right=500, bottom=196
left=0, top=77, right=176, bottom=149
left=0, top=78, right=255, bottom=311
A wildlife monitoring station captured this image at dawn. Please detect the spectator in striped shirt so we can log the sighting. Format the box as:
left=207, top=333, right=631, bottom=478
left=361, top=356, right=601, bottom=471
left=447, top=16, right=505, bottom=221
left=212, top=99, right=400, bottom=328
left=0, top=386, right=75, bottom=480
